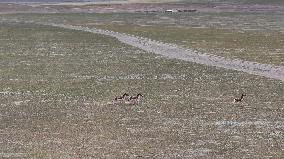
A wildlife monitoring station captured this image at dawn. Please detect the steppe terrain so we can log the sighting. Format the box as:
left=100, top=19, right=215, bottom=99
left=0, top=0, right=283, bottom=158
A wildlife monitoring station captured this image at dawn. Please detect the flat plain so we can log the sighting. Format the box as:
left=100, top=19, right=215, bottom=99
left=0, top=1, right=284, bottom=158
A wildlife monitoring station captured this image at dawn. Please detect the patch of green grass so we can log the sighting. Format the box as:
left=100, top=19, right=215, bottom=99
left=230, top=0, right=284, bottom=4
left=94, top=23, right=284, bottom=65
left=179, top=0, right=284, bottom=4
left=2, top=12, right=283, bottom=65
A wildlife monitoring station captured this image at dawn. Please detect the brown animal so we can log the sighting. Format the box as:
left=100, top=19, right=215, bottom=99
left=129, top=93, right=143, bottom=102
left=234, top=94, right=246, bottom=102
left=114, top=93, right=129, bottom=102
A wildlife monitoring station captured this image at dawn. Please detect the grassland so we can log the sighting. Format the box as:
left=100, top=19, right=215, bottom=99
left=3, top=12, right=283, bottom=66
left=178, top=0, right=284, bottom=4
left=82, top=13, right=284, bottom=66
left=0, top=16, right=283, bottom=158
left=97, top=23, right=284, bottom=66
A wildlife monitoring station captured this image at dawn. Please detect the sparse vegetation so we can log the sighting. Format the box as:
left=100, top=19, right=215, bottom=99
left=4, top=12, right=283, bottom=65
left=0, top=9, right=283, bottom=159
left=0, top=0, right=284, bottom=158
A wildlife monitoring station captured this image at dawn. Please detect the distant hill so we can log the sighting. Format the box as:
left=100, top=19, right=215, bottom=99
left=0, top=0, right=282, bottom=4
left=0, top=0, right=123, bottom=3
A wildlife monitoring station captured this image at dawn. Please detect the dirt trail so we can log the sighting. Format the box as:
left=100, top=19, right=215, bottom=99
left=10, top=20, right=284, bottom=81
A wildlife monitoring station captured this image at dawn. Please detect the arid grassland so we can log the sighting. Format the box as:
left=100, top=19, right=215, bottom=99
left=0, top=0, right=283, bottom=157
left=0, top=16, right=283, bottom=158
left=3, top=12, right=283, bottom=66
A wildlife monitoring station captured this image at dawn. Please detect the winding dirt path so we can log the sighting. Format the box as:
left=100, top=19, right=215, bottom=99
left=10, top=20, right=284, bottom=81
